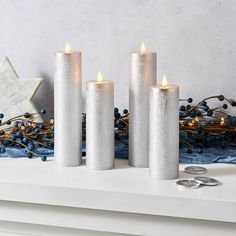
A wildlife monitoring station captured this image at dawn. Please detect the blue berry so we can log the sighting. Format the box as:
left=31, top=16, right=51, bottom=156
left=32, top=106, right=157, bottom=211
left=195, top=109, right=201, bottom=116
left=123, top=109, right=128, bottom=114
left=186, top=105, right=191, bottom=110
left=39, top=124, right=45, bottom=129
left=0, top=113, right=4, bottom=119
left=114, top=113, right=121, bottom=119
left=15, top=131, right=22, bottom=138
left=82, top=151, right=86, bottom=157
left=14, top=121, right=19, bottom=127
left=114, top=107, right=119, bottom=114
left=207, top=110, right=213, bottom=116
left=27, top=152, right=33, bottom=159
left=18, top=122, right=25, bottom=127
left=24, top=112, right=30, bottom=118
left=6, top=120, right=11, bottom=125
left=231, top=101, right=236, bottom=107
left=28, top=143, right=35, bottom=151
left=180, top=105, right=185, bottom=111
left=11, top=135, right=17, bottom=141
left=201, top=101, right=207, bottom=106
left=203, top=105, right=209, bottom=111
left=41, top=155, right=47, bottom=161
left=222, top=104, right=228, bottom=109
left=218, top=95, right=224, bottom=101
left=34, top=128, right=40, bottom=134
left=187, top=98, right=193, bottom=103
left=22, top=137, right=29, bottom=144
left=40, top=108, right=46, bottom=114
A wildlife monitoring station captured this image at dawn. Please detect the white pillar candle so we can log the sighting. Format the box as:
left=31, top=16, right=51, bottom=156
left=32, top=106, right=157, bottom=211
left=129, top=42, right=156, bottom=167
left=149, top=75, right=179, bottom=179
left=54, top=43, right=82, bottom=167
left=86, top=72, right=114, bottom=170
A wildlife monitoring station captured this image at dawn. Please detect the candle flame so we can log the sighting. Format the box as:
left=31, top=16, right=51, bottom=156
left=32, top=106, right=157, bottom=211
left=162, top=74, right=168, bottom=88
left=97, top=71, right=103, bottom=82
left=65, top=43, right=72, bottom=53
left=140, top=42, right=147, bottom=54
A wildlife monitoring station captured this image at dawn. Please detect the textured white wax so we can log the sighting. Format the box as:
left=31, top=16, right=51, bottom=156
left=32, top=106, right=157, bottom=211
left=129, top=52, right=156, bottom=167
left=54, top=52, right=82, bottom=167
left=149, top=85, right=179, bottom=179
left=86, top=80, right=114, bottom=170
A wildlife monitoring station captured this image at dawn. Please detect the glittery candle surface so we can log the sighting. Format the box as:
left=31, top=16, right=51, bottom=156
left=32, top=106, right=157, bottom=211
left=149, top=85, right=179, bottom=179
left=86, top=80, right=114, bottom=170
left=54, top=52, right=82, bottom=167
left=129, top=52, right=156, bottom=167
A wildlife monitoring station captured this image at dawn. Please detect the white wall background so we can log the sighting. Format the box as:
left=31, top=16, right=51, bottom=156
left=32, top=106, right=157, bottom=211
left=0, top=0, right=236, bottom=119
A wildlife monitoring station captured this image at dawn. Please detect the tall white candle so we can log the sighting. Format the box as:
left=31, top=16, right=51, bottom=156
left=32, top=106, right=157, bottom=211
left=86, top=72, right=114, bottom=170
left=149, top=75, right=179, bottom=179
left=54, top=43, right=82, bottom=167
left=129, top=42, right=156, bottom=167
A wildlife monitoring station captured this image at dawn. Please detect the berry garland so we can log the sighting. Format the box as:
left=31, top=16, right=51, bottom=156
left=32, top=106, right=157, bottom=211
left=0, top=95, right=236, bottom=161
left=179, top=95, right=236, bottom=154
left=0, top=109, right=54, bottom=161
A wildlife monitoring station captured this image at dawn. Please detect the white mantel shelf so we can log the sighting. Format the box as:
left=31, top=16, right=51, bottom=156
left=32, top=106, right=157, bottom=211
left=0, top=157, right=236, bottom=236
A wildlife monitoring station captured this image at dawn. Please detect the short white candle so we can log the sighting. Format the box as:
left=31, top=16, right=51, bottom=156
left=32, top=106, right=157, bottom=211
left=149, top=75, right=179, bottom=179
left=86, top=72, right=114, bottom=170
left=129, top=42, right=156, bottom=167
left=54, top=43, right=82, bottom=167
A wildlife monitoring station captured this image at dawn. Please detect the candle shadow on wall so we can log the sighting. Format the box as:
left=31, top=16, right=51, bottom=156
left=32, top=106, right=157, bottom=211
left=32, top=73, right=54, bottom=122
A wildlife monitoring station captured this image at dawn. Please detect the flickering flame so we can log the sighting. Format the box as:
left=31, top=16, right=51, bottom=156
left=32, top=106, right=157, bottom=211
left=97, top=71, right=103, bottom=82
left=65, top=43, right=72, bottom=53
left=162, top=74, right=168, bottom=88
left=140, top=42, right=147, bottom=54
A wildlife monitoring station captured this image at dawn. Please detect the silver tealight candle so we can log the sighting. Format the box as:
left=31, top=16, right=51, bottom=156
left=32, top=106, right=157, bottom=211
left=54, top=43, right=82, bottom=167
left=149, top=75, right=179, bottom=179
left=129, top=42, right=156, bottom=167
left=86, top=72, right=114, bottom=170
